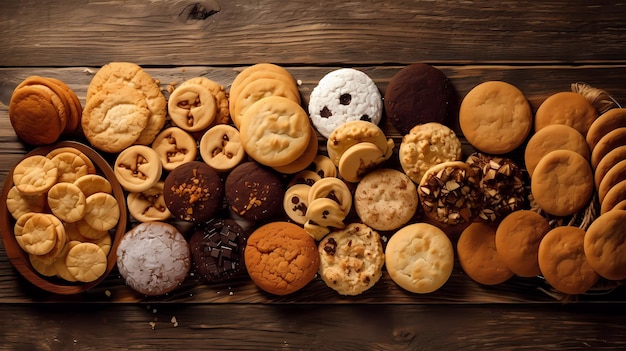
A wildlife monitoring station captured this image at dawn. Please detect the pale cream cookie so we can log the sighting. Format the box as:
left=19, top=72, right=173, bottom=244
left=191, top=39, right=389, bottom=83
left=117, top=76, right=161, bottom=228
left=47, top=182, right=86, bottom=223
left=12, top=155, right=58, bottom=195
left=114, top=145, right=162, bottom=192
left=65, top=242, right=108, bottom=283
left=73, top=174, right=112, bottom=197
left=127, top=181, right=171, bottom=222
left=199, top=124, right=245, bottom=172
left=5, top=186, right=46, bottom=220
left=83, top=193, right=120, bottom=232
left=152, top=127, right=198, bottom=171
left=168, top=83, right=217, bottom=132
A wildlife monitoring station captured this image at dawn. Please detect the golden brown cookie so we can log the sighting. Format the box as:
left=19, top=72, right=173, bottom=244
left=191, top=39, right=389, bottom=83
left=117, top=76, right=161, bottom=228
left=47, top=183, right=86, bottom=223
left=114, top=145, right=162, bottom=192
left=5, top=186, right=46, bottom=221
left=234, top=78, right=301, bottom=129
left=46, top=147, right=97, bottom=175
left=239, top=96, right=311, bottom=167
left=386, top=223, right=454, bottom=293
left=49, top=151, right=90, bottom=183
left=459, top=81, right=532, bottom=154
left=151, top=127, right=197, bottom=171
left=83, top=193, right=121, bottom=232
left=244, top=222, right=319, bottom=295
left=127, top=181, right=171, bottom=222
left=591, top=127, right=626, bottom=169
left=168, top=82, right=217, bottom=132
left=180, top=77, right=230, bottom=126
left=45, top=77, right=83, bottom=136
left=312, top=155, right=337, bottom=178
left=318, top=223, right=384, bottom=296
left=326, top=120, right=394, bottom=167
left=594, top=145, right=626, bottom=190
left=399, top=122, right=462, bottom=184
left=524, top=124, right=590, bottom=177
left=354, top=169, right=418, bottom=231
left=495, top=210, right=551, bottom=277
left=12, top=155, right=58, bottom=195
left=534, top=91, right=598, bottom=137
left=308, top=177, right=352, bottom=216
left=586, top=108, right=626, bottom=150
left=338, top=141, right=391, bottom=183
left=584, top=210, right=626, bottom=281
left=538, top=226, right=599, bottom=295
left=601, top=179, right=626, bottom=214
left=230, top=63, right=298, bottom=111
left=283, top=184, right=311, bottom=225
left=457, top=222, right=513, bottom=285
left=598, top=159, right=626, bottom=203
left=531, top=150, right=593, bottom=216
left=65, top=242, right=108, bottom=283
left=15, top=213, right=58, bottom=255
left=272, top=126, right=319, bottom=175
left=73, top=174, right=112, bottom=197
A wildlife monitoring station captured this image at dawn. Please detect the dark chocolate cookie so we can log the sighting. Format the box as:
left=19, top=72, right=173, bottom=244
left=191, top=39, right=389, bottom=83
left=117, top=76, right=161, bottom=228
left=225, top=162, right=285, bottom=222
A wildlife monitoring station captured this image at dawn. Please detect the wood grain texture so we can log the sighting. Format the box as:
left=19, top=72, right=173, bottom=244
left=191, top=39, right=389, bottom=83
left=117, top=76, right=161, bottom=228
left=1, top=0, right=626, bottom=67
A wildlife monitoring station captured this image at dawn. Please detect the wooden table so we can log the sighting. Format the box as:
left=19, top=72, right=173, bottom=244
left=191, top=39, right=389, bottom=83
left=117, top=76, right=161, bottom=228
left=1, top=1, right=626, bottom=349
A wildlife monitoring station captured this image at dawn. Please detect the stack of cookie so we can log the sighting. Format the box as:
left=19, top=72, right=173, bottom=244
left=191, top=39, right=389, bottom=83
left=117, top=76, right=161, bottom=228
left=8, top=76, right=82, bottom=145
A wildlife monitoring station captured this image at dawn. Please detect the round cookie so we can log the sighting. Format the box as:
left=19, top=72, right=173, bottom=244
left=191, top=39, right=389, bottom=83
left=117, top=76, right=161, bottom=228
left=524, top=124, right=590, bottom=177
left=9, top=83, right=66, bottom=145
left=229, top=69, right=299, bottom=111
left=495, top=210, right=551, bottom=277
left=318, top=223, right=384, bottom=296
left=417, top=161, right=482, bottom=228
left=151, top=127, right=198, bottom=171
left=163, top=161, right=224, bottom=222
left=230, top=63, right=297, bottom=105
left=127, top=181, right=171, bottom=222
left=385, top=63, right=458, bottom=135
left=244, top=222, right=319, bottom=295
left=386, top=223, right=454, bottom=293
left=534, top=91, right=598, bottom=137
left=354, top=169, right=418, bottom=231
left=272, top=126, right=319, bottom=175
left=466, top=152, right=525, bottom=222
left=591, top=127, right=626, bottom=169
left=598, top=159, right=626, bottom=202
left=12, top=155, right=58, bottom=195
left=538, top=226, right=599, bottom=295
left=584, top=210, right=626, bottom=281
left=586, top=108, right=626, bottom=150
left=199, top=124, right=246, bottom=172
left=65, top=242, right=108, bottom=283
left=116, top=222, right=191, bottom=296
left=399, top=122, right=462, bottom=184
left=114, top=145, right=162, bottom=193
left=594, top=145, right=626, bottom=190
left=225, top=162, right=284, bottom=222
left=326, top=120, right=394, bottom=167
left=189, top=218, right=248, bottom=283
left=601, top=179, right=626, bottom=214
left=457, top=222, right=513, bottom=286
left=531, top=150, right=594, bottom=217
left=459, top=81, right=532, bottom=154
left=308, top=68, right=383, bottom=138
left=180, top=77, right=230, bottom=127
left=5, top=186, right=46, bottom=220
left=233, top=78, right=301, bottom=127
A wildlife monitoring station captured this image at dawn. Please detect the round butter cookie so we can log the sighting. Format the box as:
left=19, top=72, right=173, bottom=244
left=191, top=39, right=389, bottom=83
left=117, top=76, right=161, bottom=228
left=457, top=222, right=513, bottom=286
left=591, top=127, right=626, bottom=169
left=386, top=223, right=454, bottom=293
left=538, top=226, right=599, bottom=295
left=417, top=161, right=482, bottom=228
left=308, top=68, right=383, bottom=138
left=12, top=155, right=58, bottom=196
left=534, top=91, right=598, bottom=137
left=179, top=77, right=231, bottom=127
left=117, top=222, right=191, bottom=296
left=601, top=179, right=626, bottom=214
left=459, top=81, right=532, bottom=154
left=326, top=120, right=394, bottom=167
left=584, top=210, right=626, bottom=281
left=245, top=222, right=319, bottom=295
left=399, top=122, right=462, bottom=184
left=5, top=186, right=46, bottom=221
left=168, top=83, right=217, bottom=132
left=594, top=145, right=626, bottom=190
left=225, top=162, right=284, bottom=222
left=114, top=145, right=162, bottom=193
left=318, top=223, right=384, bottom=296
left=199, top=124, right=246, bottom=172
left=495, top=210, right=551, bottom=277
left=127, top=181, right=171, bottom=222
left=272, top=126, right=319, bottom=175
left=524, top=124, right=590, bottom=177
left=151, top=127, right=197, bottom=171
left=354, top=169, right=418, bottom=231
left=531, top=150, right=593, bottom=217
left=9, top=83, right=66, bottom=145
left=230, top=63, right=298, bottom=110
left=598, top=159, right=626, bottom=203
left=586, top=108, right=626, bottom=150
left=233, top=77, right=301, bottom=128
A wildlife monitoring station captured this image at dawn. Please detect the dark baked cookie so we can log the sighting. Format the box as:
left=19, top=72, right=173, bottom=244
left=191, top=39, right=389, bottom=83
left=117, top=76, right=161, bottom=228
left=384, top=63, right=458, bottom=135
left=163, top=161, right=224, bottom=222
left=189, top=218, right=248, bottom=283
left=225, top=162, right=285, bottom=222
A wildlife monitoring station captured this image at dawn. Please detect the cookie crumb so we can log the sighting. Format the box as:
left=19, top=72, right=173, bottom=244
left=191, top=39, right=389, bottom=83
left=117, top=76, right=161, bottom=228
left=171, top=316, right=178, bottom=327
left=149, top=321, right=156, bottom=330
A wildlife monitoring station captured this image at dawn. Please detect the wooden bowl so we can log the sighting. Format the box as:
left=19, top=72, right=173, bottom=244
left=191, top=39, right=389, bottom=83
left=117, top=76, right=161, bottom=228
left=0, top=141, right=128, bottom=295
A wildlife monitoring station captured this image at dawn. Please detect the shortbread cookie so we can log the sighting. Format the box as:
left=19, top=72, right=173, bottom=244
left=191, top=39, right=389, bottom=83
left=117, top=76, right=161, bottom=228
left=239, top=96, right=311, bottom=167
left=76, top=219, right=109, bottom=240
left=283, top=184, right=311, bottom=225
left=601, top=179, right=626, bottom=214
left=86, top=62, right=167, bottom=145
left=127, top=181, right=171, bottom=222
left=13, top=212, right=38, bottom=249
left=594, top=145, right=626, bottom=189
left=47, top=183, right=86, bottom=223
left=199, top=124, right=245, bottom=172
left=54, top=240, right=81, bottom=282
left=16, top=213, right=57, bottom=255
left=538, top=226, right=599, bottom=295
left=73, top=174, right=112, bottom=197
left=531, top=150, right=593, bottom=216
left=12, top=155, right=58, bottom=195
left=245, top=222, right=319, bottom=295
left=168, top=82, right=217, bottom=132
left=598, top=159, right=626, bottom=202
left=338, top=141, right=391, bottom=183
left=114, top=145, right=162, bottom=192
left=418, top=161, right=482, bottom=227
left=47, top=147, right=96, bottom=175
left=586, top=108, right=626, bottom=150
left=229, top=69, right=299, bottom=109
left=272, top=126, right=319, bottom=174
left=495, top=210, right=551, bottom=277
left=318, top=223, right=384, bottom=296
left=233, top=78, right=301, bottom=128
left=29, top=253, right=57, bottom=277
left=180, top=77, right=230, bottom=126
left=151, top=127, right=197, bottom=171
left=399, top=122, right=462, bottom=184
left=83, top=193, right=121, bottom=232
left=384, top=63, right=458, bottom=135
left=591, top=127, right=626, bottom=168
left=65, top=242, right=107, bottom=283
left=457, top=222, right=513, bottom=285
left=524, top=124, right=590, bottom=177
left=117, top=222, right=191, bottom=296
left=225, top=162, right=283, bottom=222
left=5, top=186, right=46, bottom=220
left=82, top=85, right=151, bottom=153
left=459, top=81, right=532, bottom=154
left=584, top=210, right=626, bottom=280
left=49, top=151, right=90, bottom=183
left=534, top=91, right=598, bottom=137
left=9, top=82, right=66, bottom=145
left=326, top=120, right=394, bottom=166
left=164, top=161, right=224, bottom=222
left=466, top=153, right=525, bottom=222
left=354, top=169, right=418, bottom=231
left=309, top=68, right=383, bottom=138
left=386, top=223, right=454, bottom=293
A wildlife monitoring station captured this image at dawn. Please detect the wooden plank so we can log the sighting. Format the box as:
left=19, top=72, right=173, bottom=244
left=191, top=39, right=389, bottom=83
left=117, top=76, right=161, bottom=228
left=1, top=1, right=626, bottom=67
left=0, top=303, right=624, bottom=350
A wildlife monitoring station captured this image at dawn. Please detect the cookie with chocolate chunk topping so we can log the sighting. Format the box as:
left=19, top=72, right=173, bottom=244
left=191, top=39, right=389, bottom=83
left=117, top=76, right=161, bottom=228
left=225, top=162, right=285, bottom=222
